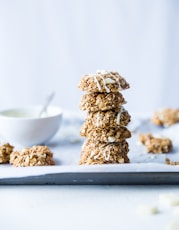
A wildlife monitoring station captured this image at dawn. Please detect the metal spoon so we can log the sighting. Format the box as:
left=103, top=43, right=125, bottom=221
left=39, top=91, right=55, bottom=117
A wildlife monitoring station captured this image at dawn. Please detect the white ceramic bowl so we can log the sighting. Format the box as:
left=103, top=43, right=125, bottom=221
left=0, top=105, right=62, bottom=146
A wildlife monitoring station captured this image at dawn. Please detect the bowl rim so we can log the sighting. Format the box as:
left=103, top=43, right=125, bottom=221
left=0, top=105, right=63, bottom=120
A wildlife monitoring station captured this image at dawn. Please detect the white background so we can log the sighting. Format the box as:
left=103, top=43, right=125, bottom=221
left=0, top=0, right=179, bottom=115
left=0, top=2, right=179, bottom=230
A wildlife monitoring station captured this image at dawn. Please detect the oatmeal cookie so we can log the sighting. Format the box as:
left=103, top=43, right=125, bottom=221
left=79, top=139, right=129, bottom=165
left=84, top=107, right=131, bottom=128
left=78, top=70, right=130, bottom=93
left=0, top=143, right=14, bottom=163
left=10, top=145, right=55, bottom=167
left=79, top=92, right=126, bottom=112
left=151, top=108, right=179, bottom=127
left=80, top=123, right=131, bottom=142
left=139, top=133, right=172, bottom=153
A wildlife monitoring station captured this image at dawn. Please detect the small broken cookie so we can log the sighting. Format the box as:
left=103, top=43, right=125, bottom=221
left=139, top=133, right=173, bottom=153
left=151, top=108, right=179, bottom=127
left=0, top=143, right=14, bottom=163
left=10, top=145, right=55, bottom=167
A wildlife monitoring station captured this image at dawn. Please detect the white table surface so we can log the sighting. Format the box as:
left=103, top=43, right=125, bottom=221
left=0, top=185, right=179, bottom=230
left=1, top=115, right=179, bottom=230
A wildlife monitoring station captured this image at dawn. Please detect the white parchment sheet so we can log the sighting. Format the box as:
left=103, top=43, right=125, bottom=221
left=1, top=111, right=179, bottom=179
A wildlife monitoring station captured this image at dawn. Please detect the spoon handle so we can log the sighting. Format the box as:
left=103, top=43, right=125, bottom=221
left=39, top=92, right=55, bottom=117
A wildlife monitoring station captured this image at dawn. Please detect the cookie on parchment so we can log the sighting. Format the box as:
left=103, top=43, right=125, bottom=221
left=10, top=145, right=55, bottom=167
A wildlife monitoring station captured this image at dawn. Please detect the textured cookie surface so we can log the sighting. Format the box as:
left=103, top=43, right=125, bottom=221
left=79, top=92, right=126, bottom=112
left=0, top=143, right=14, bottom=163
left=10, top=145, right=55, bottom=167
left=78, top=70, right=130, bottom=93
left=79, top=139, right=129, bottom=165
left=139, top=133, right=172, bottom=153
left=80, top=124, right=131, bottom=142
left=84, top=107, right=131, bottom=128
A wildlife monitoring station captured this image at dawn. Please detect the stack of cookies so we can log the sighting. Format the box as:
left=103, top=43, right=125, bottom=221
left=78, top=70, right=131, bottom=165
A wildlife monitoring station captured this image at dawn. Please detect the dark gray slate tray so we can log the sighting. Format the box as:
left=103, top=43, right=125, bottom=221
left=1, top=171, right=179, bottom=185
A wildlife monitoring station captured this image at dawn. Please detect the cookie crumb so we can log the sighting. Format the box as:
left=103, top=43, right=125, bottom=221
left=166, top=158, right=179, bottom=165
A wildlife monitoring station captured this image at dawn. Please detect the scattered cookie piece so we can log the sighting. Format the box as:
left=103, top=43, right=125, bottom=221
left=10, top=145, right=55, bottom=167
left=0, top=143, right=14, bottom=163
left=151, top=108, right=179, bottom=127
left=137, top=204, right=159, bottom=215
left=139, top=133, right=172, bottom=153
left=78, top=70, right=130, bottom=93
left=166, top=158, right=179, bottom=165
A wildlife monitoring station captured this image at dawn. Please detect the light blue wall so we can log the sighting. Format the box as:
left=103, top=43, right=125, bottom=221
left=0, top=0, right=178, bottom=115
